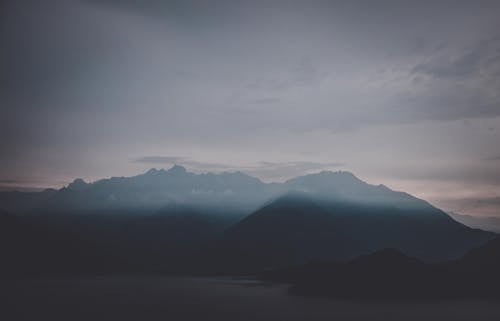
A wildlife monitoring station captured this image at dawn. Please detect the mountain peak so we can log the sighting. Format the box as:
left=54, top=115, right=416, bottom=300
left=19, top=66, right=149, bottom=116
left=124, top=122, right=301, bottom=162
left=320, top=170, right=361, bottom=180
left=67, top=178, right=88, bottom=191
left=146, top=168, right=158, bottom=174
left=350, top=248, right=421, bottom=267
left=167, top=164, right=187, bottom=174
left=284, top=170, right=366, bottom=194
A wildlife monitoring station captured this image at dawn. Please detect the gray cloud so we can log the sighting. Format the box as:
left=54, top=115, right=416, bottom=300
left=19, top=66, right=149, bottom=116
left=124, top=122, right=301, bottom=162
left=410, top=35, right=500, bottom=83
left=379, top=162, right=500, bottom=187
left=256, top=57, right=328, bottom=91
left=2, top=0, right=500, bottom=218
left=468, top=197, right=500, bottom=207
left=134, top=157, right=231, bottom=171
left=412, top=50, right=482, bottom=79
left=438, top=196, right=500, bottom=218
left=482, top=155, right=500, bottom=162
left=0, top=180, right=17, bottom=184
left=252, top=98, right=281, bottom=105
left=134, top=156, right=188, bottom=164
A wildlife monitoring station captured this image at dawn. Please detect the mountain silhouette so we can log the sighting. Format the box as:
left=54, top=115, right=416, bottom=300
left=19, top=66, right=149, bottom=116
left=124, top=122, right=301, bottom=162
left=460, top=236, right=500, bottom=271
left=200, top=194, right=345, bottom=272
left=1, top=167, right=458, bottom=217
left=261, top=237, right=500, bottom=298
left=67, top=178, right=90, bottom=191
left=205, top=192, right=493, bottom=272
left=34, top=165, right=270, bottom=216
left=0, top=210, right=128, bottom=276
left=0, top=167, right=496, bottom=277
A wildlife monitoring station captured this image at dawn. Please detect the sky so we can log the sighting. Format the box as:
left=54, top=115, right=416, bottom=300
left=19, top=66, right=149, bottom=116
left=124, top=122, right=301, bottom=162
left=1, top=0, right=500, bottom=217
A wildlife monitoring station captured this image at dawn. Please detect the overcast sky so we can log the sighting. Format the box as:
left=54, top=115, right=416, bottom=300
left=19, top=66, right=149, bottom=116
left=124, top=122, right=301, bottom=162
left=1, top=0, right=500, bottom=217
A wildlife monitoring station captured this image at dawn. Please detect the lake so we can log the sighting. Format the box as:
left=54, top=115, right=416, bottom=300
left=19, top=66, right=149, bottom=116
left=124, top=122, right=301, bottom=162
left=2, top=276, right=500, bottom=321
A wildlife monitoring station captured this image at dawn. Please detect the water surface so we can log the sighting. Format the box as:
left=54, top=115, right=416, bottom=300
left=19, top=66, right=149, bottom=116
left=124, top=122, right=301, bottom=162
left=3, top=276, right=500, bottom=321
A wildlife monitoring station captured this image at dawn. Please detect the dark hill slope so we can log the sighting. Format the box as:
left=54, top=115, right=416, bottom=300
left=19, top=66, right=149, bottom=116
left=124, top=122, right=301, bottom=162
left=261, top=239, right=500, bottom=299
left=207, top=193, right=493, bottom=272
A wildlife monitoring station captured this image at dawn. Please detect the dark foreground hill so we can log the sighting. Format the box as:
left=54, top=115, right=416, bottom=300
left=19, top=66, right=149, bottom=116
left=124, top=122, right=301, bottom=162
left=203, top=193, right=493, bottom=273
left=2, top=205, right=500, bottom=299
left=260, top=237, right=500, bottom=299
left=0, top=210, right=128, bottom=276
left=0, top=206, right=235, bottom=276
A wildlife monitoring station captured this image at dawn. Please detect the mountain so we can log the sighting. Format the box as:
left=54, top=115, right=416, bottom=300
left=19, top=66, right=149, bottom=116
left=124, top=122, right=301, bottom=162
left=0, top=210, right=128, bottom=276
left=349, top=247, right=423, bottom=267
left=1, top=166, right=482, bottom=224
left=67, top=178, right=90, bottom=191
left=284, top=171, right=424, bottom=208
left=201, top=194, right=345, bottom=272
left=1, top=167, right=440, bottom=216
left=449, top=212, right=500, bottom=233
left=1, top=166, right=495, bottom=275
left=206, top=191, right=494, bottom=272
left=260, top=248, right=434, bottom=298
left=260, top=238, right=500, bottom=299
left=460, top=236, right=500, bottom=271
left=36, top=165, right=273, bottom=216
left=0, top=204, right=231, bottom=276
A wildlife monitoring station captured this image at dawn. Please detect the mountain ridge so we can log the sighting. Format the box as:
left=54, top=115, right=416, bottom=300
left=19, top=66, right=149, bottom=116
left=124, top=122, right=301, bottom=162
left=260, top=236, right=500, bottom=298
left=0, top=166, right=453, bottom=217
left=201, top=192, right=493, bottom=271
left=0, top=165, right=495, bottom=270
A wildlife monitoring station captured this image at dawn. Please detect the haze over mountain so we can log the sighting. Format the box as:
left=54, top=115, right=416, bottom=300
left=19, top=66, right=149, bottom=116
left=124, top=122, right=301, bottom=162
left=1, top=165, right=484, bottom=218
left=0, top=165, right=272, bottom=216
left=206, top=192, right=492, bottom=272
left=449, top=212, right=500, bottom=234
left=38, top=165, right=272, bottom=217
left=1, top=166, right=494, bottom=275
